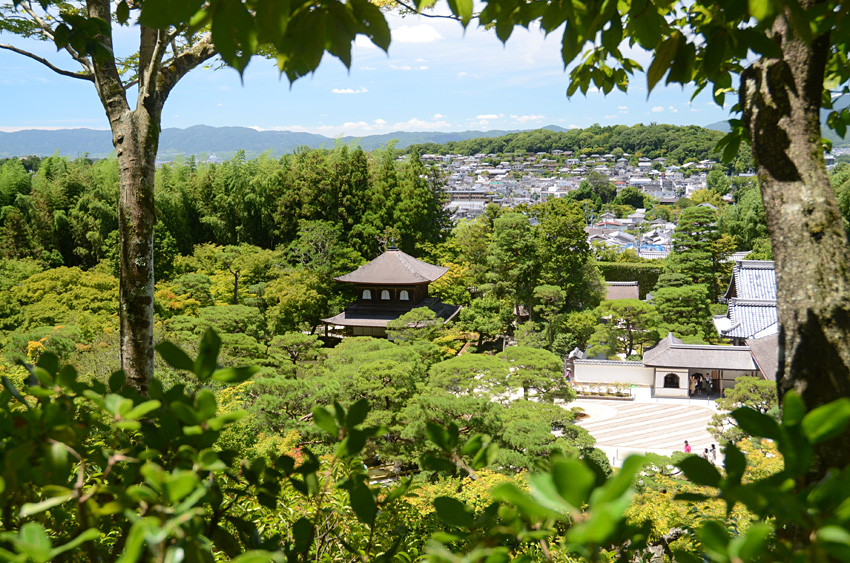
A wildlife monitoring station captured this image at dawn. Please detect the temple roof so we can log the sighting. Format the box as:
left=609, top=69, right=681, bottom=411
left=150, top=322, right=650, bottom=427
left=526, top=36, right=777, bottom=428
left=643, top=333, right=757, bottom=371
left=334, top=248, right=449, bottom=285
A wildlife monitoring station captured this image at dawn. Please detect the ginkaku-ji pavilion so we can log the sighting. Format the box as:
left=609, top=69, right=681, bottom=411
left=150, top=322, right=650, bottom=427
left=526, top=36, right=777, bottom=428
left=321, top=247, right=461, bottom=337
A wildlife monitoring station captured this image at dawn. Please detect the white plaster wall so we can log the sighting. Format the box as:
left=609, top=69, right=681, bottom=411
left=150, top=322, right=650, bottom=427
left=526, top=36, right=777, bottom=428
left=654, top=369, right=689, bottom=393
left=574, top=363, right=655, bottom=386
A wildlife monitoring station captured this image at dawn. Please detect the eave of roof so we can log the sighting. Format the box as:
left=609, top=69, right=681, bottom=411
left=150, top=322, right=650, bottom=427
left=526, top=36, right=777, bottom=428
left=334, top=248, right=449, bottom=285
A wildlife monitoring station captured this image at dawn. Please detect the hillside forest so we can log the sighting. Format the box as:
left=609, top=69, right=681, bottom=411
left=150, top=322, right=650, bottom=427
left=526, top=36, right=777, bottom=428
left=2, top=132, right=850, bottom=561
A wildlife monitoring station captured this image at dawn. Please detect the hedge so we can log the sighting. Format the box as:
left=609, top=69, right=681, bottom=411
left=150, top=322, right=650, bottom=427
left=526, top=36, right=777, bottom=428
left=597, top=261, right=665, bottom=299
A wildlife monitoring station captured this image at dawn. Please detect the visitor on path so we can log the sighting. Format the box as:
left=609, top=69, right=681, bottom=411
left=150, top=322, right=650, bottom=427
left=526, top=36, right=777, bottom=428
left=710, top=444, right=717, bottom=464
left=689, top=376, right=696, bottom=396
left=702, top=448, right=710, bottom=460
left=684, top=440, right=691, bottom=453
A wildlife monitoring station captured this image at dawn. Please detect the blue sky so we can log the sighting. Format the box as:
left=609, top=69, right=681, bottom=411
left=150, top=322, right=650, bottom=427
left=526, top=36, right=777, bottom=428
left=0, top=8, right=733, bottom=136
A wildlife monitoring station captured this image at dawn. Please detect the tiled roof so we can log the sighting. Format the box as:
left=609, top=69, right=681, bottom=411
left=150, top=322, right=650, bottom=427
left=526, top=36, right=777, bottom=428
left=747, top=334, right=779, bottom=381
left=722, top=299, right=778, bottom=339
left=335, top=248, right=448, bottom=285
left=726, top=260, right=777, bottom=300
left=643, top=333, right=757, bottom=371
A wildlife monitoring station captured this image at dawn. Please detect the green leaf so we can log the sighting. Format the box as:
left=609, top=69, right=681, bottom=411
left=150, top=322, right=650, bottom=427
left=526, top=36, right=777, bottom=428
left=194, top=329, right=221, bottom=381
left=551, top=458, right=595, bottom=508
left=19, top=494, right=73, bottom=518
left=17, top=522, right=52, bottom=562
left=732, top=406, right=780, bottom=439
left=156, top=341, right=195, bottom=372
left=36, top=353, right=59, bottom=377
left=747, top=0, right=777, bottom=21
left=211, top=366, right=259, bottom=383
left=115, top=519, right=151, bottom=563
left=349, top=0, right=390, bottom=52
left=139, top=0, right=205, bottom=28
left=108, top=370, right=126, bottom=392
left=312, top=406, right=339, bottom=438
left=782, top=391, right=806, bottom=426
left=802, top=398, right=850, bottom=444
left=647, top=32, right=681, bottom=92
left=674, top=492, right=710, bottom=502
left=731, top=522, right=771, bottom=562
left=421, top=454, right=457, bottom=473
left=116, top=1, right=130, bottom=25
left=723, top=444, right=747, bottom=484
left=292, top=517, right=313, bottom=553
left=231, top=550, right=283, bottom=563
left=447, top=0, right=473, bottom=27
left=207, top=410, right=247, bottom=431
left=124, top=400, right=161, bottom=421
left=433, top=496, right=474, bottom=528
left=677, top=455, right=721, bottom=487
left=698, top=521, right=730, bottom=560
left=195, top=389, right=217, bottom=420
left=48, top=528, right=99, bottom=560
left=349, top=481, right=377, bottom=526
left=492, top=483, right=561, bottom=519
left=426, top=422, right=450, bottom=452
left=346, top=398, right=369, bottom=428
left=210, top=0, right=257, bottom=73
left=164, top=471, right=200, bottom=503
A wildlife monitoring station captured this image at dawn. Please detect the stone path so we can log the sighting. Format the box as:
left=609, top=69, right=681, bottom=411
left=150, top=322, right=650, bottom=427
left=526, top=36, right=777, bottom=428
left=573, top=399, right=717, bottom=465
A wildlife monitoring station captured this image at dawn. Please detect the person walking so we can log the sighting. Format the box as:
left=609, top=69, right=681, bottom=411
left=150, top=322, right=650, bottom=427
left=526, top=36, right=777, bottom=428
left=702, top=448, right=710, bottom=460
left=710, top=444, right=717, bottom=464
left=684, top=440, right=692, bottom=453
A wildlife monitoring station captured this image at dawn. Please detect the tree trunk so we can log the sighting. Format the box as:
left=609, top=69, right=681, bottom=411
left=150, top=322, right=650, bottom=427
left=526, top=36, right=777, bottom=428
left=113, top=108, right=160, bottom=395
left=741, top=19, right=850, bottom=477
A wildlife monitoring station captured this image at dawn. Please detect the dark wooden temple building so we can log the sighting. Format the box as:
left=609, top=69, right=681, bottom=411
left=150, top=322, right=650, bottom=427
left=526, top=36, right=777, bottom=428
left=321, top=247, right=461, bottom=337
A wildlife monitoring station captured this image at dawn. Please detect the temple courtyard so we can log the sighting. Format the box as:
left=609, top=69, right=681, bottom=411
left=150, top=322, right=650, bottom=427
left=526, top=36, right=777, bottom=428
left=573, top=396, right=717, bottom=467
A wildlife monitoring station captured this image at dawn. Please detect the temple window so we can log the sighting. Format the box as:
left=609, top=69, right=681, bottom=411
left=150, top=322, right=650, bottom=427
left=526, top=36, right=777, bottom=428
left=663, top=373, right=680, bottom=388
left=399, top=290, right=409, bottom=301
left=381, top=290, right=391, bottom=300
left=362, top=289, right=372, bottom=300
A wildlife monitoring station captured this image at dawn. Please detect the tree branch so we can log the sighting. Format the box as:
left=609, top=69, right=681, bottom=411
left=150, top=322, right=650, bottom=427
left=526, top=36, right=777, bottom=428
left=157, top=33, right=217, bottom=99
left=0, top=43, right=94, bottom=81
left=391, top=0, right=462, bottom=20
left=20, top=1, right=94, bottom=74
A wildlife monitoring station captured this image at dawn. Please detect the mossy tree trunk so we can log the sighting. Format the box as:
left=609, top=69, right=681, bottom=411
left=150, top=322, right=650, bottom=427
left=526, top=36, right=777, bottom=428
left=741, top=16, right=850, bottom=478
left=86, top=1, right=217, bottom=392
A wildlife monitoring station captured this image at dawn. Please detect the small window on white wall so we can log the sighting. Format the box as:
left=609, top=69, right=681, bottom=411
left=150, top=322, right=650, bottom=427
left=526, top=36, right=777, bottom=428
left=362, top=289, right=372, bottom=300
left=399, top=290, right=409, bottom=301
left=381, top=290, right=391, bottom=300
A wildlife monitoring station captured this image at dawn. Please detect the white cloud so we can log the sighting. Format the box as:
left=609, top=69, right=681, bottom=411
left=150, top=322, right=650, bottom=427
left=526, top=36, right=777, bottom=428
left=651, top=106, right=664, bottom=113
left=390, top=64, right=429, bottom=71
left=433, top=113, right=446, bottom=119
left=393, top=24, right=443, bottom=44
left=510, top=114, right=545, bottom=123
left=618, top=105, right=628, bottom=110
left=353, top=36, right=378, bottom=50
left=457, top=71, right=480, bottom=79
left=604, top=114, right=617, bottom=119
left=359, top=66, right=377, bottom=71
left=331, top=87, right=368, bottom=94
left=374, top=118, right=387, bottom=126
left=391, top=117, right=452, bottom=130
left=476, top=113, right=504, bottom=120
left=668, top=105, right=678, bottom=113
left=569, top=124, right=581, bottom=129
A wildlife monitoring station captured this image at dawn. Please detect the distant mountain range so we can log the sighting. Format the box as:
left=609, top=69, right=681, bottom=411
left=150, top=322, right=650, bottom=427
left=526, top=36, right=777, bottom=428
left=705, top=95, right=850, bottom=148
left=3, top=117, right=845, bottom=160
left=0, top=124, right=570, bottom=160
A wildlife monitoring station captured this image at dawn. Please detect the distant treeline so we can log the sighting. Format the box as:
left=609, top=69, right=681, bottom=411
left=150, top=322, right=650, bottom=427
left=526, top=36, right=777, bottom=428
left=406, top=123, right=754, bottom=170
left=0, top=146, right=449, bottom=270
